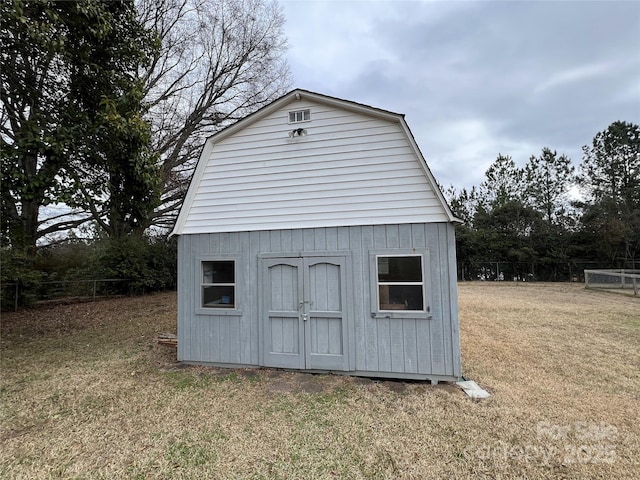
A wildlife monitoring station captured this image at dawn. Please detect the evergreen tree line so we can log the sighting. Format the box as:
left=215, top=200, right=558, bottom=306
left=446, top=121, right=640, bottom=282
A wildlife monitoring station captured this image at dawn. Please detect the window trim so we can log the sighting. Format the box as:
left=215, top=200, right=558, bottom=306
left=288, top=109, right=311, bottom=123
left=195, top=255, right=242, bottom=316
left=369, top=249, right=432, bottom=319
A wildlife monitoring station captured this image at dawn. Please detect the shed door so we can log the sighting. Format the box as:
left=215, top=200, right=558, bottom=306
left=261, top=256, right=348, bottom=371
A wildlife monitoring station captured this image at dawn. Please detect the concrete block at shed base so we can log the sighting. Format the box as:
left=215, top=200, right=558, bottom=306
left=456, top=380, right=490, bottom=399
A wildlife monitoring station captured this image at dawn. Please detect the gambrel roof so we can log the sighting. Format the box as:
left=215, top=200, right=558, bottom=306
left=172, top=89, right=460, bottom=235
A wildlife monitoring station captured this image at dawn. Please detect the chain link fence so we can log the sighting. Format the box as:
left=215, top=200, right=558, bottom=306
left=457, top=260, right=602, bottom=283
left=584, top=269, right=639, bottom=296
left=1, top=279, right=135, bottom=311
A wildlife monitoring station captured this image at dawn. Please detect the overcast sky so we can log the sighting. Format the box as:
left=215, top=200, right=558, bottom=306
left=280, top=0, right=640, bottom=191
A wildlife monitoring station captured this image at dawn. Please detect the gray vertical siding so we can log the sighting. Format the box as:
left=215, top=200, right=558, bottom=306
left=177, top=223, right=461, bottom=379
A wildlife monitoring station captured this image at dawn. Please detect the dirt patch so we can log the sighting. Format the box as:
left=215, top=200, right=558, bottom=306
left=1, top=292, right=175, bottom=341
left=157, top=363, right=455, bottom=395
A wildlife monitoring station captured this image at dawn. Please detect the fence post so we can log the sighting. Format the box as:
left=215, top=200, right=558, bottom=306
left=14, top=284, right=18, bottom=312
left=93, top=280, right=97, bottom=302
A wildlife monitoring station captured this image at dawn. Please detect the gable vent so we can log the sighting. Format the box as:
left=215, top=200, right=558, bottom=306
left=289, top=109, right=310, bottom=123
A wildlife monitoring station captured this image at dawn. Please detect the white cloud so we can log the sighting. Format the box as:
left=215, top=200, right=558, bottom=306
left=282, top=1, right=397, bottom=89
left=280, top=0, right=640, bottom=190
left=419, top=119, right=499, bottom=187
left=533, top=61, right=619, bottom=95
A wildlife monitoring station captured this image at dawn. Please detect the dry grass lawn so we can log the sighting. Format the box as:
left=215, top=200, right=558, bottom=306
left=1, top=283, right=638, bottom=479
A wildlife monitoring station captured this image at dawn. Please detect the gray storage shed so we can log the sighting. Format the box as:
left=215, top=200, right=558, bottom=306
left=171, top=89, right=462, bottom=382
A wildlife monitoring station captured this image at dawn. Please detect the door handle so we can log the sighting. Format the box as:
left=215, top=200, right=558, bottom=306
left=301, top=314, right=308, bottom=322
left=298, top=300, right=313, bottom=310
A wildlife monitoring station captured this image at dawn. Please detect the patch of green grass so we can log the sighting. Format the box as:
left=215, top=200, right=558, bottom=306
left=166, top=438, right=215, bottom=468
left=620, top=312, right=640, bottom=328
left=163, top=369, right=250, bottom=391
left=78, top=394, right=109, bottom=413
left=165, top=371, right=212, bottom=390
left=215, top=370, right=241, bottom=383
left=165, top=428, right=227, bottom=470
left=246, top=373, right=262, bottom=384
left=124, top=466, right=147, bottom=480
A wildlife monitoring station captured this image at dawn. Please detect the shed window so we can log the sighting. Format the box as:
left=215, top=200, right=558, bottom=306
left=202, top=261, right=235, bottom=308
left=289, top=109, right=310, bottom=123
left=377, top=255, right=424, bottom=311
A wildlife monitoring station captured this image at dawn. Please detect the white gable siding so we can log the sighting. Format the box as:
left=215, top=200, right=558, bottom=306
left=180, top=98, right=450, bottom=234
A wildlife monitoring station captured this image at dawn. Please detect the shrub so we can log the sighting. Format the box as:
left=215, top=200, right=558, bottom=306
left=86, top=235, right=177, bottom=294
left=0, top=246, right=43, bottom=309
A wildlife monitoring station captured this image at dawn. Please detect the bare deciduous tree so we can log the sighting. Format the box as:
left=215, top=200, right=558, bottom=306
left=136, top=0, right=292, bottom=231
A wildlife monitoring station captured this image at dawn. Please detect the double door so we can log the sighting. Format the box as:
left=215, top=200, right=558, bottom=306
left=261, top=256, right=348, bottom=371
